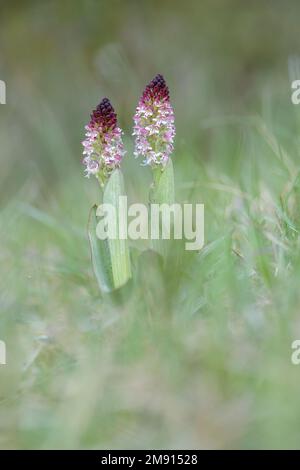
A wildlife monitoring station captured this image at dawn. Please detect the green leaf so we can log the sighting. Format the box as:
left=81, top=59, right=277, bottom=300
left=103, top=169, right=132, bottom=290
left=88, top=169, right=132, bottom=293
left=88, top=204, right=114, bottom=293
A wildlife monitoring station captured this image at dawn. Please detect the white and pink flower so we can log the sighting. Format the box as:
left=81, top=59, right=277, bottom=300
left=82, top=98, right=126, bottom=182
left=133, top=74, right=175, bottom=167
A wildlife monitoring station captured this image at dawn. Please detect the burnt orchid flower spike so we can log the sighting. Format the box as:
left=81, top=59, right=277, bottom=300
left=82, top=98, right=126, bottom=185
left=133, top=74, right=175, bottom=168
left=84, top=98, right=131, bottom=292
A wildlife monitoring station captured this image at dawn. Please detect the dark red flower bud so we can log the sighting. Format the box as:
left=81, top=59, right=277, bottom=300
left=141, top=74, right=170, bottom=104
left=90, top=97, right=117, bottom=131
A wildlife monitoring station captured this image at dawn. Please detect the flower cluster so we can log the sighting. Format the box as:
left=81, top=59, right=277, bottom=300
left=82, top=98, right=126, bottom=181
left=133, top=74, right=175, bottom=167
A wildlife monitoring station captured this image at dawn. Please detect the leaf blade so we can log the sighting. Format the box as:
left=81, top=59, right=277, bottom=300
left=103, top=169, right=132, bottom=289
left=87, top=204, right=114, bottom=293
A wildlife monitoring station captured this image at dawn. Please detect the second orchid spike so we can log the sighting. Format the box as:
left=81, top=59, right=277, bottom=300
left=82, top=98, right=126, bottom=185
left=133, top=74, right=175, bottom=168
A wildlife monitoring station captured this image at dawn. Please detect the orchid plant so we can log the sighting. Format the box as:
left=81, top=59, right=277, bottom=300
left=133, top=74, right=175, bottom=255
left=83, top=98, right=131, bottom=292
left=83, top=75, right=175, bottom=293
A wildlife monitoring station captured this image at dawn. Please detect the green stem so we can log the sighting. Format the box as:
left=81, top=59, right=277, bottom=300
left=149, top=159, right=175, bottom=257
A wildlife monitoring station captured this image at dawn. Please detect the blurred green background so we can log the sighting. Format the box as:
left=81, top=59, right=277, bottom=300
left=1, top=0, right=300, bottom=449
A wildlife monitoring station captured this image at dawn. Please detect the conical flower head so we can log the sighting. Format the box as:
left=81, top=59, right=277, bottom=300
left=82, top=98, right=126, bottom=182
left=133, top=74, right=175, bottom=167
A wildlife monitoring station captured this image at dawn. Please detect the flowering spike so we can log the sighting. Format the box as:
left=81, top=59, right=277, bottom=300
left=82, top=98, right=126, bottom=183
left=133, top=74, right=175, bottom=167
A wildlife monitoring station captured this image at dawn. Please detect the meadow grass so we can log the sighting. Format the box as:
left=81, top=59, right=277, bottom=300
left=1, top=0, right=300, bottom=450
left=1, top=106, right=300, bottom=449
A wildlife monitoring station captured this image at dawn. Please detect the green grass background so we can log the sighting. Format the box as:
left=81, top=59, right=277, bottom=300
left=1, top=0, right=300, bottom=449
